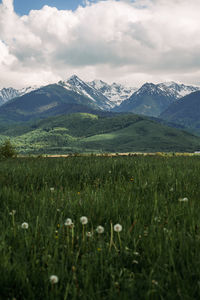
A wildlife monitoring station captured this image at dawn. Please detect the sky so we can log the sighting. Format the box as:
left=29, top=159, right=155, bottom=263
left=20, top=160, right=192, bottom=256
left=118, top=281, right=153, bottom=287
left=0, top=0, right=200, bottom=89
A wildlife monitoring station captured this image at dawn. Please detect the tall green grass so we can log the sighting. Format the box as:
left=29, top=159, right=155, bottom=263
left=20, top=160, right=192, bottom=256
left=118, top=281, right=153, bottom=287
left=0, top=156, right=200, bottom=299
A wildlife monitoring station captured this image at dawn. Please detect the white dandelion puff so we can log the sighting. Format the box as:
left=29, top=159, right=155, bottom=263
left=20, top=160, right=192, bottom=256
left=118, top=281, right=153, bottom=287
left=9, top=210, right=16, bottom=216
left=64, top=218, right=73, bottom=226
left=21, top=222, right=29, bottom=229
left=114, top=224, right=122, bottom=232
left=50, top=187, right=54, bottom=192
left=80, top=216, right=88, bottom=225
left=96, top=226, right=104, bottom=234
left=132, top=260, right=139, bottom=264
left=49, top=275, right=59, bottom=284
left=86, top=231, right=93, bottom=237
left=178, top=197, right=188, bottom=202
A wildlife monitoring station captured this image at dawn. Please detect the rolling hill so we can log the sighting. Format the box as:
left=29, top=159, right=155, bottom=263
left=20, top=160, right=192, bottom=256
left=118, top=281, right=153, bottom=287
left=0, top=112, right=199, bottom=154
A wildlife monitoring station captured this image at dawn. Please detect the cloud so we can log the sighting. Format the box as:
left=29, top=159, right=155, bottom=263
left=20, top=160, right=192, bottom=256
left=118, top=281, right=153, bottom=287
left=0, top=0, right=200, bottom=88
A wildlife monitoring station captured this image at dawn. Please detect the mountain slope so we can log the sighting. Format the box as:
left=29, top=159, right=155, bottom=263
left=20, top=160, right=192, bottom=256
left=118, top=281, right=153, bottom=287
left=0, top=84, right=103, bottom=122
left=160, top=91, right=200, bottom=134
left=0, top=86, right=40, bottom=106
left=1, top=112, right=199, bottom=154
left=114, top=83, right=176, bottom=117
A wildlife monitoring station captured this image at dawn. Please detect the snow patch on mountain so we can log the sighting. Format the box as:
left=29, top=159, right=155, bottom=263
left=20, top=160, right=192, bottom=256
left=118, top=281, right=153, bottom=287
left=59, top=75, right=113, bottom=110
left=89, top=80, right=137, bottom=107
left=157, top=82, right=200, bottom=99
left=0, top=85, right=41, bottom=106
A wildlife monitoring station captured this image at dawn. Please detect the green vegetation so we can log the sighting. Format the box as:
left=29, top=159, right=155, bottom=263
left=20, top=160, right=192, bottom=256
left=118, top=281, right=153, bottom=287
left=0, top=140, right=17, bottom=159
left=0, top=155, right=200, bottom=299
left=0, top=113, right=199, bottom=154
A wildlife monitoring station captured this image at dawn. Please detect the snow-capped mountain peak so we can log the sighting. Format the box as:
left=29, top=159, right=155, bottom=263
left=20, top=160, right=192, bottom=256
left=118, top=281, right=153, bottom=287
left=59, top=75, right=113, bottom=110
left=89, top=79, right=138, bottom=107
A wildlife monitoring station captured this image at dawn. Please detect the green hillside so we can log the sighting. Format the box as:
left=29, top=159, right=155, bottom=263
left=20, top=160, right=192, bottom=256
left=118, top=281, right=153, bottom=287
left=0, top=113, right=200, bottom=154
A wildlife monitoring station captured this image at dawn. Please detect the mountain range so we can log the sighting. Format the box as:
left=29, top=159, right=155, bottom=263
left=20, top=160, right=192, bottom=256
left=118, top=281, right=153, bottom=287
left=0, top=75, right=200, bottom=153
left=1, top=75, right=199, bottom=115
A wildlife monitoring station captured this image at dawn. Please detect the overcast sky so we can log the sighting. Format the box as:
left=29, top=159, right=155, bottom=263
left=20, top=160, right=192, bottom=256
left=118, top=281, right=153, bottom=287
left=0, top=0, right=200, bottom=88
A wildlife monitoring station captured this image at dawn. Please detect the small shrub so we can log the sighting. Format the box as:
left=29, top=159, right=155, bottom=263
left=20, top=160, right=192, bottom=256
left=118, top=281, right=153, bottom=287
left=0, top=140, right=17, bottom=159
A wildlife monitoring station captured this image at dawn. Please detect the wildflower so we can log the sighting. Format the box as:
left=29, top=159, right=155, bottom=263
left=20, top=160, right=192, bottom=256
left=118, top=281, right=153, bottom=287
left=154, top=216, right=161, bottom=222
left=49, top=275, right=59, bottom=284
left=132, top=260, right=139, bottom=264
left=57, top=209, right=60, bottom=212
left=178, top=197, right=188, bottom=202
left=21, top=222, right=29, bottom=229
left=86, top=231, right=93, bottom=237
left=50, top=187, right=54, bottom=192
left=72, top=266, right=76, bottom=272
left=97, top=247, right=102, bottom=251
left=170, top=187, right=174, bottom=192
left=152, top=279, right=158, bottom=286
left=133, top=251, right=140, bottom=256
left=130, top=177, right=134, bottom=182
left=109, top=170, right=112, bottom=174
left=96, top=226, right=104, bottom=234
left=64, top=218, right=73, bottom=226
left=80, top=216, right=88, bottom=225
left=114, top=224, right=122, bottom=232
left=9, top=210, right=16, bottom=216
left=144, top=230, right=148, bottom=236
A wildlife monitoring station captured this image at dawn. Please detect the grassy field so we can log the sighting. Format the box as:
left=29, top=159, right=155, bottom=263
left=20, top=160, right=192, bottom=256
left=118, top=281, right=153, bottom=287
left=0, top=155, right=200, bottom=299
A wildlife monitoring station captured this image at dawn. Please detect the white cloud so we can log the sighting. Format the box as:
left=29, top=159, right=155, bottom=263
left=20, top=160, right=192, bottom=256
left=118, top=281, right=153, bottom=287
left=0, top=0, right=200, bottom=88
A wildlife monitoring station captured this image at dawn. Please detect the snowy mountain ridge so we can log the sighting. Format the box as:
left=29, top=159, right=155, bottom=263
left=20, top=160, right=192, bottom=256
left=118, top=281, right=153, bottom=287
left=0, top=76, right=199, bottom=110
left=0, top=85, right=41, bottom=106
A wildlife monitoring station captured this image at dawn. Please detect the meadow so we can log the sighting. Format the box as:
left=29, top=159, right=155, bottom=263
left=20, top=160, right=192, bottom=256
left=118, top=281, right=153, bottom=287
left=0, top=155, right=200, bottom=299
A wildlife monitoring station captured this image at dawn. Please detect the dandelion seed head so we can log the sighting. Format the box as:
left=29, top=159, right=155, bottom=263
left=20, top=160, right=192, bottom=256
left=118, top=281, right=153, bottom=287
left=178, top=197, right=188, bottom=202
left=50, top=187, right=54, bottom=192
left=80, top=216, right=88, bottom=225
left=49, top=275, right=59, bottom=284
left=152, top=279, right=158, bottom=286
left=96, top=225, right=104, bottom=234
left=9, top=210, right=16, bottom=216
left=21, top=222, right=29, bottom=229
left=86, top=231, right=93, bottom=237
left=132, top=260, right=139, bottom=264
left=114, top=224, right=122, bottom=232
left=64, top=218, right=73, bottom=226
